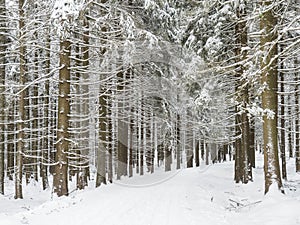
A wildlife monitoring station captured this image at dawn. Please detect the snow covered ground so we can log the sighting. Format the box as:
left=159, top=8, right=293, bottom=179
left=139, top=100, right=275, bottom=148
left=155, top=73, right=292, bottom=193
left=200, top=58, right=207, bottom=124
left=1, top=154, right=300, bottom=225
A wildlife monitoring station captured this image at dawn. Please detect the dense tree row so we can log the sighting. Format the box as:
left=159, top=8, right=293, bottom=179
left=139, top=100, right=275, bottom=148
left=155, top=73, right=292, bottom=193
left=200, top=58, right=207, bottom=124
left=0, top=0, right=299, bottom=198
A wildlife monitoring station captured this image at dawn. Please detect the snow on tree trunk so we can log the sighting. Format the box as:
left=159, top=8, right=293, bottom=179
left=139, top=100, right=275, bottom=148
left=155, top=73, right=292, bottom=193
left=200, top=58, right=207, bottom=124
left=15, top=0, right=26, bottom=199
left=96, top=91, right=108, bottom=187
left=51, top=0, right=80, bottom=197
left=234, top=0, right=252, bottom=183
left=53, top=40, right=71, bottom=197
left=0, top=0, right=5, bottom=195
left=260, top=0, right=283, bottom=194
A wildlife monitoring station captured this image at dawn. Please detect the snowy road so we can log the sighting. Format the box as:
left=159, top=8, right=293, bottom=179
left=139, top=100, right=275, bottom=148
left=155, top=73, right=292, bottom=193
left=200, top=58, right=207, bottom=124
left=1, top=159, right=300, bottom=225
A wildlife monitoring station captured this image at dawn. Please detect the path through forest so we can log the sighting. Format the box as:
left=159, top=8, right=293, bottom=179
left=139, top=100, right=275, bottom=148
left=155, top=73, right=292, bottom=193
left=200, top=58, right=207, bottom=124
left=1, top=155, right=300, bottom=225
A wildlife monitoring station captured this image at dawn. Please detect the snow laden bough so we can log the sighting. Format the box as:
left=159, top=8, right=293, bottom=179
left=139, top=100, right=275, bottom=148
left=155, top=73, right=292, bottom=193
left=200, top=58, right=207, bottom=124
left=51, top=0, right=83, bottom=38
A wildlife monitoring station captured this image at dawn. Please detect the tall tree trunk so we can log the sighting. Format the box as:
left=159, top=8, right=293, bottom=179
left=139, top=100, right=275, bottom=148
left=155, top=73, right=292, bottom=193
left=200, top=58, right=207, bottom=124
left=235, top=0, right=251, bottom=183
left=295, top=61, right=300, bottom=172
left=116, top=71, right=128, bottom=179
left=53, top=40, right=71, bottom=197
left=7, top=109, right=14, bottom=181
left=279, top=50, right=287, bottom=180
left=107, top=96, right=113, bottom=183
left=176, top=114, right=181, bottom=169
left=32, top=39, right=39, bottom=182
left=249, top=118, right=255, bottom=168
left=129, top=111, right=134, bottom=177
left=201, top=141, right=205, bottom=161
left=140, top=100, right=145, bottom=175
left=186, top=125, right=193, bottom=168
left=137, top=95, right=143, bottom=175
left=260, top=0, right=283, bottom=194
left=96, top=91, right=107, bottom=187
left=195, top=140, right=200, bottom=167
left=205, top=141, right=209, bottom=165
left=41, top=31, right=51, bottom=190
left=165, top=143, right=172, bottom=172
left=77, top=18, right=90, bottom=189
left=288, top=94, right=293, bottom=158
left=15, top=0, right=26, bottom=199
left=0, top=0, right=6, bottom=195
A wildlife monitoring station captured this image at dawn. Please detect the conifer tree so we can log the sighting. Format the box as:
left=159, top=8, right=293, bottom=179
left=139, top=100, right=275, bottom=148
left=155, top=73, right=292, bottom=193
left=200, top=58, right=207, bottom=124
left=0, top=0, right=6, bottom=195
left=260, top=0, right=283, bottom=194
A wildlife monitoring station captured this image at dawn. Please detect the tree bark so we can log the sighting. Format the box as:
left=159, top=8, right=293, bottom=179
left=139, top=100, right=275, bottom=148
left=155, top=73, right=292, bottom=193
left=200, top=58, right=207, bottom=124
left=260, top=0, right=283, bottom=194
left=279, top=49, right=287, bottom=180
left=77, top=18, right=90, bottom=189
left=41, top=30, right=51, bottom=190
left=15, top=0, right=26, bottom=199
left=234, top=0, right=251, bottom=183
left=195, top=140, right=200, bottom=167
left=96, top=91, right=107, bottom=187
left=32, top=35, right=39, bottom=182
left=249, top=118, right=255, bottom=168
left=295, top=62, right=300, bottom=172
left=53, top=40, right=71, bottom=197
left=0, top=0, right=6, bottom=195
left=176, top=114, right=181, bottom=169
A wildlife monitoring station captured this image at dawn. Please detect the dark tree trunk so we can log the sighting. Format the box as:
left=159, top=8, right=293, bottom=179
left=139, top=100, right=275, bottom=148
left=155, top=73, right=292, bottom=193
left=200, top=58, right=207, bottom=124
left=294, top=51, right=300, bottom=172
left=234, top=0, right=251, bottom=183
left=176, top=114, right=181, bottom=169
left=53, top=40, right=71, bottom=197
left=165, top=144, right=172, bottom=172
left=201, top=141, right=205, bottom=161
left=195, top=141, right=200, bottom=167
left=260, top=0, right=283, bottom=194
left=249, top=119, right=255, bottom=168
left=15, top=0, right=26, bottom=199
left=96, top=91, right=108, bottom=187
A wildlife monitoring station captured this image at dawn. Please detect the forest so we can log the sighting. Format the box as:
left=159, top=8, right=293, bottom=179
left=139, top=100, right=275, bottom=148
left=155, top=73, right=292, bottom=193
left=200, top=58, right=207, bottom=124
left=0, top=0, right=299, bottom=201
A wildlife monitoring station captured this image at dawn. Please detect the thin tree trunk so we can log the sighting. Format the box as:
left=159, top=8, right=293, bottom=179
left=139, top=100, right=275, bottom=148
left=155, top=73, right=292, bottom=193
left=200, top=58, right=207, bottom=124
left=77, top=18, right=90, bottom=189
left=176, top=114, right=181, bottom=169
left=0, top=0, right=6, bottom=195
left=201, top=141, right=205, bottom=160
left=295, top=62, right=300, bottom=172
left=129, top=112, right=133, bottom=177
left=205, top=142, right=209, bottom=165
left=195, top=140, right=200, bottom=167
left=15, top=0, right=26, bottom=199
left=234, top=112, right=241, bottom=182
left=53, top=40, right=71, bottom=197
left=96, top=91, right=107, bottom=187
left=288, top=94, right=293, bottom=158
left=107, top=96, right=113, bottom=183
left=7, top=111, right=14, bottom=181
left=139, top=97, right=144, bottom=175
left=249, top=118, right=255, bottom=168
left=41, top=32, right=51, bottom=190
left=186, top=127, right=193, bottom=168
left=280, top=53, right=287, bottom=180
left=32, top=39, right=39, bottom=182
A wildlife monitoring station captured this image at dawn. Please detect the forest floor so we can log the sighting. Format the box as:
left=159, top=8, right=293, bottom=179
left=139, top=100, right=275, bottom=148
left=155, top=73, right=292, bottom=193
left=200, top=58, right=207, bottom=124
left=1, top=153, right=300, bottom=225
